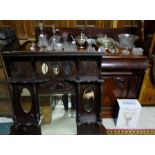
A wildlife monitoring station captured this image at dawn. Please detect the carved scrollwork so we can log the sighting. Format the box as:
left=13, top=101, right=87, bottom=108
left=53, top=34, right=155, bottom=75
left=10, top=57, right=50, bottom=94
left=12, top=62, right=32, bottom=78
left=112, top=76, right=125, bottom=89
left=79, top=61, right=98, bottom=76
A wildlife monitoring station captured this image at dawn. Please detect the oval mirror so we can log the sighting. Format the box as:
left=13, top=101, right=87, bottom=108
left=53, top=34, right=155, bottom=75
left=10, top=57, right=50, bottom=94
left=64, top=63, right=72, bottom=75
left=53, top=63, right=60, bottom=75
left=21, top=88, right=32, bottom=113
left=83, top=87, right=95, bottom=112
left=41, top=63, right=48, bottom=75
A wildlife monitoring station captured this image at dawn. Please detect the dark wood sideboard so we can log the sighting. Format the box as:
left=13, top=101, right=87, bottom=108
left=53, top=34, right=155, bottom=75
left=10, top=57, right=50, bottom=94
left=2, top=51, right=104, bottom=134
left=101, top=55, right=148, bottom=117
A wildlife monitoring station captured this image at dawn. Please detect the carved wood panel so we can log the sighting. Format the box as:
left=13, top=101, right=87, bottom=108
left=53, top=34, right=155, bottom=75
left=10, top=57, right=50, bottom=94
left=79, top=60, right=99, bottom=77
left=79, top=84, right=97, bottom=114
left=38, top=80, right=76, bottom=93
left=35, top=60, right=77, bottom=78
left=10, top=83, right=41, bottom=134
left=11, top=61, right=33, bottom=79
left=101, top=75, right=142, bottom=118
left=78, top=83, right=101, bottom=125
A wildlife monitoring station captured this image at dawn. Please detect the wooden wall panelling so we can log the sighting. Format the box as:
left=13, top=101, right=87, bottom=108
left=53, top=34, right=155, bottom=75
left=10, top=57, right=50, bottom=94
left=23, top=20, right=69, bottom=39
left=13, top=20, right=28, bottom=39
left=114, top=20, right=139, bottom=28
left=96, top=20, right=104, bottom=28
left=74, top=20, right=85, bottom=27
left=0, top=20, right=28, bottom=39
left=139, top=32, right=155, bottom=105
left=23, top=20, right=40, bottom=39
left=72, top=20, right=104, bottom=28
left=0, top=20, right=140, bottom=40
left=0, top=20, right=12, bottom=27
left=86, top=20, right=97, bottom=27
left=139, top=66, right=155, bottom=105
left=73, top=20, right=114, bottom=28
left=60, top=20, right=69, bottom=28
left=103, top=20, right=113, bottom=28
left=123, top=20, right=138, bottom=27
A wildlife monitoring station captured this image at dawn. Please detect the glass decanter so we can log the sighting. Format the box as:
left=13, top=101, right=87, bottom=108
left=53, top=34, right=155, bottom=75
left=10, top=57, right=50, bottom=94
left=49, top=24, right=62, bottom=51
left=37, top=22, right=48, bottom=48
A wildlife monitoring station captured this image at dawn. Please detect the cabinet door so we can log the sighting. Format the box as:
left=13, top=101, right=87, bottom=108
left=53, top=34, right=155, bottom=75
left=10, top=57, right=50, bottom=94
left=101, top=75, right=142, bottom=118
left=78, top=83, right=101, bottom=124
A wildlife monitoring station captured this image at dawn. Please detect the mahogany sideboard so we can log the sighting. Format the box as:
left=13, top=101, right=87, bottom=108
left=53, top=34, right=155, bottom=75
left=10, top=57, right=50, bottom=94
left=101, top=55, right=148, bottom=118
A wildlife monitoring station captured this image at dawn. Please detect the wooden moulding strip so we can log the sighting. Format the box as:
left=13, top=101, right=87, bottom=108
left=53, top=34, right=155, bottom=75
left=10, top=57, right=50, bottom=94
left=105, top=129, right=155, bottom=135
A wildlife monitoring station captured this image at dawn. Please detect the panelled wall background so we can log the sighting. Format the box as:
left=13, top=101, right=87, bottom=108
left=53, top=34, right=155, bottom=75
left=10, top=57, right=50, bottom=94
left=0, top=20, right=140, bottom=40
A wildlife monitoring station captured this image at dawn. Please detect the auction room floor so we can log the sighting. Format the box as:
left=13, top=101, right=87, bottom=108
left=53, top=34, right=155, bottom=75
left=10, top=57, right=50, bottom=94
left=41, top=102, right=155, bottom=135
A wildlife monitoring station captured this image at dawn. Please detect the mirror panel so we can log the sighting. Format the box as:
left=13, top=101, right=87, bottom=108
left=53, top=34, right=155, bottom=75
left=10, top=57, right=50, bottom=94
left=21, top=88, right=32, bottom=113
left=53, top=64, right=60, bottom=75
left=83, top=87, right=95, bottom=112
left=64, top=63, right=72, bottom=76
left=41, top=63, right=48, bottom=75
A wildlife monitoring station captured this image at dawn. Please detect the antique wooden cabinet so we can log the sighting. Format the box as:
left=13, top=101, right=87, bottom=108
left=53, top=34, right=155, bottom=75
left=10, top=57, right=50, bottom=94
left=2, top=52, right=103, bottom=134
left=0, top=26, right=148, bottom=134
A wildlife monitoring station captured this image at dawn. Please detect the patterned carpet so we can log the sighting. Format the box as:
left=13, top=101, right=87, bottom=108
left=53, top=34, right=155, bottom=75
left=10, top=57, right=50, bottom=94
left=104, top=129, right=155, bottom=135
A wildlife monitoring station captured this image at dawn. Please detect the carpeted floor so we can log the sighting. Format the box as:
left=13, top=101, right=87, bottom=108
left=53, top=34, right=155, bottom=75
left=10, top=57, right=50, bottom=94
left=104, top=129, right=155, bottom=135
